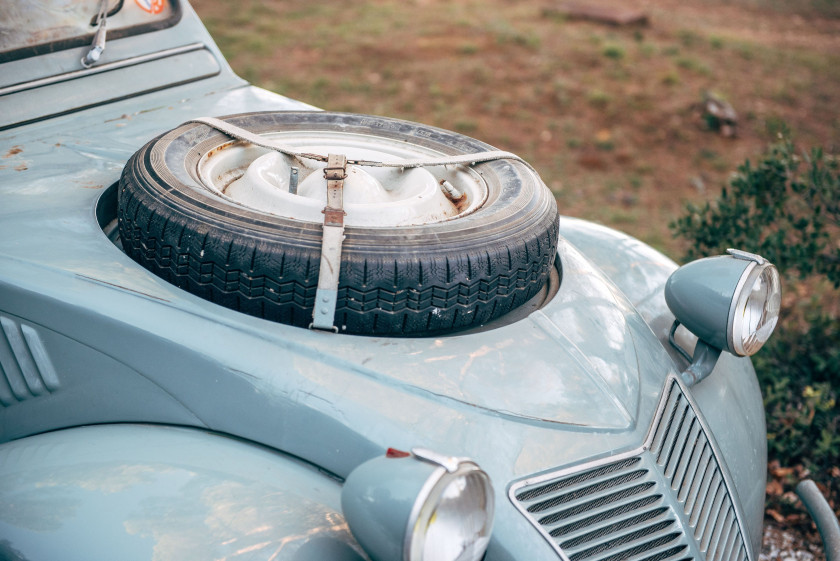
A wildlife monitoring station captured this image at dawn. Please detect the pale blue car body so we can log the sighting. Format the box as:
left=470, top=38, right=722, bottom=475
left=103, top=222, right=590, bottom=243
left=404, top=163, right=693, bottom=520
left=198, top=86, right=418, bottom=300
left=0, top=3, right=766, bottom=560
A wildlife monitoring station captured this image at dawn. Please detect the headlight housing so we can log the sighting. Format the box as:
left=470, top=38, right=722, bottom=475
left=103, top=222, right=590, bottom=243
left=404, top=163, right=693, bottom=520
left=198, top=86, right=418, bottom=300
left=665, top=249, right=781, bottom=357
left=341, top=448, right=494, bottom=561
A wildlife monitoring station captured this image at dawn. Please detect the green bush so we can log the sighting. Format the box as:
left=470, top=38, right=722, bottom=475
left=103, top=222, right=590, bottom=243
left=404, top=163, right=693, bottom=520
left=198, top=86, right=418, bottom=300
left=671, top=137, right=839, bottom=492
left=674, top=138, right=839, bottom=287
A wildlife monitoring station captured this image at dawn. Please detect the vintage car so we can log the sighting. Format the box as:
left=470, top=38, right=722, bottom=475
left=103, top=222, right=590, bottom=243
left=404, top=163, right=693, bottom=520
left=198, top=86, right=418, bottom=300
left=4, top=1, right=829, bottom=561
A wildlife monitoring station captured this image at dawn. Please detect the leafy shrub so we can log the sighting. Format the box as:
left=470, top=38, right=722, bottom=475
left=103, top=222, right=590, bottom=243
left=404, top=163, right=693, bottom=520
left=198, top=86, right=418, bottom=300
left=674, top=138, right=839, bottom=287
left=671, top=136, right=839, bottom=514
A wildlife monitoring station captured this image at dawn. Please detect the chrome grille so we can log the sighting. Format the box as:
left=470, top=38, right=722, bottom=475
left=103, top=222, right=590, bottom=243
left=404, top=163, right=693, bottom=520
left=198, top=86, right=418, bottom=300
left=511, top=377, right=751, bottom=561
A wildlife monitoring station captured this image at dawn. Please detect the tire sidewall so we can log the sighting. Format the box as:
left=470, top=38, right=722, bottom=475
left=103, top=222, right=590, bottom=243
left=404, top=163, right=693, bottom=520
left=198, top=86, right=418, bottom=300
left=130, top=111, right=556, bottom=256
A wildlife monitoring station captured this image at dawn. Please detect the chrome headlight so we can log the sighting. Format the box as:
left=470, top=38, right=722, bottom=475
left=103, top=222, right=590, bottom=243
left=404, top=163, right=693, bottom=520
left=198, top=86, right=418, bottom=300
left=665, top=249, right=781, bottom=356
left=729, top=253, right=782, bottom=355
left=341, top=448, right=494, bottom=561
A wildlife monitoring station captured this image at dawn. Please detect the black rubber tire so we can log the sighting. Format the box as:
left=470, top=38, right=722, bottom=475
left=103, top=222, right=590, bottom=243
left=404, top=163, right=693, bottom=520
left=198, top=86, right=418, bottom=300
left=118, top=112, right=558, bottom=335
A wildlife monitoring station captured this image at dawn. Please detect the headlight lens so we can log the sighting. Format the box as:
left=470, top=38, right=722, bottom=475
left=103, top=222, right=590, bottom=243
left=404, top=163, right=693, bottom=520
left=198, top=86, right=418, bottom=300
left=341, top=447, right=494, bottom=561
left=730, top=261, right=781, bottom=356
left=409, top=455, right=494, bottom=561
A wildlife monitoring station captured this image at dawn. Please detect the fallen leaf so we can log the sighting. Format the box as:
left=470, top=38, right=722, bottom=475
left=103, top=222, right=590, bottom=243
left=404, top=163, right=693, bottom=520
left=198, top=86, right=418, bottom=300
left=771, top=465, right=795, bottom=478
left=766, top=479, right=784, bottom=496
left=767, top=509, right=785, bottom=523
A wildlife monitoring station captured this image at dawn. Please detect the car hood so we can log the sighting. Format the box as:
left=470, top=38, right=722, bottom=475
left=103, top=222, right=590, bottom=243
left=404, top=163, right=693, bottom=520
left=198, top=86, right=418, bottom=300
left=305, top=246, right=646, bottom=430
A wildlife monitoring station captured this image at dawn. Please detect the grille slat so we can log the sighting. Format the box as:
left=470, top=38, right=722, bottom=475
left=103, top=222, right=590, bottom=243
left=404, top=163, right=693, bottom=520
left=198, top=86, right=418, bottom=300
left=677, top=437, right=708, bottom=504
left=737, top=536, right=748, bottom=561
left=683, top=445, right=713, bottom=516
left=719, top=520, right=741, bottom=561
left=568, top=520, right=676, bottom=561
left=671, top=419, right=702, bottom=492
left=560, top=507, right=671, bottom=549
left=548, top=494, right=665, bottom=539
left=511, top=378, right=752, bottom=561
left=527, top=469, right=648, bottom=513
left=589, top=532, right=682, bottom=561
left=517, top=457, right=642, bottom=503
left=657, top=400, right=688, bottom=468
left=663, top=403, right=692, bottom=479
left=649, top=389, right=681, bottom=456
left=708, top=507, right=735, bottom=561
left=719, top=527, right=737, bottom=561
left=637, top=545, right=690, bottom=561
left=538, top=482, right=658, bottom=526
left=0, top=316, right=61, bottom=407
left=550, top=500, right=667, bottom=539
left=697, top=479, right=725, bottom=546
left=689, top=468, right=720, bottom=529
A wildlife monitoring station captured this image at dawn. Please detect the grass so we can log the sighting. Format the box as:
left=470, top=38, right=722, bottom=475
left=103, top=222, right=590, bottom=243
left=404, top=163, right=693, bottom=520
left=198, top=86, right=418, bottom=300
left=191, top=0, right=840, bottom=259
left=602, top=43, right=625, bottom=59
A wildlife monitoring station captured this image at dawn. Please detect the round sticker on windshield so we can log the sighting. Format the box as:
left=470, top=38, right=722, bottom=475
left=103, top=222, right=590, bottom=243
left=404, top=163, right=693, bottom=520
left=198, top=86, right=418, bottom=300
left=135, top=0, right=165, bottom=14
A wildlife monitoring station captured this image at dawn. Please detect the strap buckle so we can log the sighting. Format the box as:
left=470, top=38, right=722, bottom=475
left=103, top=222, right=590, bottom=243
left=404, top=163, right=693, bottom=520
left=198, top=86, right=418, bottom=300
left=324, top=166, right=348, bottom=181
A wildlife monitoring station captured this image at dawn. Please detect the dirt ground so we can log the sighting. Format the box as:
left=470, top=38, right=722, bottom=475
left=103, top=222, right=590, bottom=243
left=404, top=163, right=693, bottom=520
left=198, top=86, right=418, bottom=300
left=191, top=0, right=839, bottom=557
left=761, top=522, right=826, bottom=561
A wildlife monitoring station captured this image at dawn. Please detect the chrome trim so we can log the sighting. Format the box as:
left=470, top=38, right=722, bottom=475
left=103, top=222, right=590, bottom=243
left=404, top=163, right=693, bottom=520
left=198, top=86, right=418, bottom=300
left=404, top=455, right=491, bottom=561
left=727, top=261, right=759, bottom=356
left=404, top=462, right=448, bottom=561
left=726, top=249, right=767, bottom=266
left=0, top=43, right=206, bottom=97
left=412, top=447, right=463, bottom=473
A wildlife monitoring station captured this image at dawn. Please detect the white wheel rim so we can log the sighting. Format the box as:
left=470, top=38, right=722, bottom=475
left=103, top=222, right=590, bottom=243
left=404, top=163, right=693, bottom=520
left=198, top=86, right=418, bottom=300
left=196, top=131, right=488, bottom=227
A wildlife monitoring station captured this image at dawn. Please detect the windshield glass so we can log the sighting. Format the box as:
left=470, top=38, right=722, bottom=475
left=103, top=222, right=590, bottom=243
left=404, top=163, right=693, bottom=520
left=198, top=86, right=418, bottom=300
left=0, top=0, right=179, bottom=61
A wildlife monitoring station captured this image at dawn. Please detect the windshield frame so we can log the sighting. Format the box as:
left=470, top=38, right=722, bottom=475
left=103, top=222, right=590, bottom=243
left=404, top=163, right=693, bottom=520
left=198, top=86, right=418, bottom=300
left=0, top=0, right=183, bottom=63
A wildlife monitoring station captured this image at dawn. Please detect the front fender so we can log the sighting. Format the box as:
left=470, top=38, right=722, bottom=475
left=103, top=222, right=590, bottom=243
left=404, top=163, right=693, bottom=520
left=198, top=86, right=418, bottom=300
left=0, top=424, right=366, bottom=561
left=558, top=216, right=679, bottom=346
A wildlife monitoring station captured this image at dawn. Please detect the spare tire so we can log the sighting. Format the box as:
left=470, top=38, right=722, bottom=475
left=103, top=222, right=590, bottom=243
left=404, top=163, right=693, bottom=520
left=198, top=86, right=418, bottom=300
left=118, top=112, right=558, bottom=335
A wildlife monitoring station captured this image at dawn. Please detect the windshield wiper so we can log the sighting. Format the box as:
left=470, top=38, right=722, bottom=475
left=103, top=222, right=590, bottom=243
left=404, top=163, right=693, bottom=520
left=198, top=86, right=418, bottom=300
left=88, top=0, right=124, bottom=25
left=81, top=0, right=113, bottom=68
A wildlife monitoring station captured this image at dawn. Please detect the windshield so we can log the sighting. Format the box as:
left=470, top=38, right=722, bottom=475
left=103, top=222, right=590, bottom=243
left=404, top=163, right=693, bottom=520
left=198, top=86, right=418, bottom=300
left=0, top=0, right=180, bottom=62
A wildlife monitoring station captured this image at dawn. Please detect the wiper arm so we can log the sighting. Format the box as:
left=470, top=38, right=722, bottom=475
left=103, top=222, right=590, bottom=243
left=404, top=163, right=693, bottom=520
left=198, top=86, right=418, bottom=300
left=81, top=0, right=111, bottom=68
left=88, top=0, right=124, bottom=25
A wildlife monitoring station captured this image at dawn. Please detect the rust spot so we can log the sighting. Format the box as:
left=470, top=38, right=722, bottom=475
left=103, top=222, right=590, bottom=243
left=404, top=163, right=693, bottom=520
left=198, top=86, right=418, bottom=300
left=205, top=140, right=237, bottom=158
left=14, top=163, right=28, bottom=172
left=54, top=143, right=62, bottom=147
left=105, top=114, right=131, bottom=123
left=78, top=181, right=104, bottom=189
left=3, top=146, right=22, bottom=158
left=451, top=196, right=469, bottom=214
left=440, top=179, right=469, bottom=213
